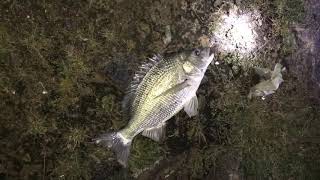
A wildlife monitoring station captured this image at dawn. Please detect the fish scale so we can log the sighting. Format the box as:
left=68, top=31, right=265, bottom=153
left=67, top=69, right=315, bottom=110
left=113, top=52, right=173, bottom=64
left=122, top=58, right=185, bottom=138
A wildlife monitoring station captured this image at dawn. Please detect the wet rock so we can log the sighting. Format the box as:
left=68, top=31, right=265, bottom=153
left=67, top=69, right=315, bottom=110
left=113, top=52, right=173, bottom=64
left=138, top=22, right=151, bottom=40
left=104, top=56, right=136, bottom=89
left=290, top=0, right=320, bottom=99
left=163, top=25, right=172, bottom=45
left=214, top=0, right=223, bottom=8
left=199, top=35, right=210, bottom=47
left=313, top=62, right=320, bottom=84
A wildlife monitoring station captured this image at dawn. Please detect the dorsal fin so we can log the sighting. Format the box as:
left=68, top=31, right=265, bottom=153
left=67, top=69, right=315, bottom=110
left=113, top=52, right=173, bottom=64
left=121, top=54, right=164, bottom=116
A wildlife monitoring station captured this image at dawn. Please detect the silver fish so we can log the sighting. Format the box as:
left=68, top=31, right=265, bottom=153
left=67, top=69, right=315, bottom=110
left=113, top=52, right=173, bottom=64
left=95, top=48, right=215, bottom=166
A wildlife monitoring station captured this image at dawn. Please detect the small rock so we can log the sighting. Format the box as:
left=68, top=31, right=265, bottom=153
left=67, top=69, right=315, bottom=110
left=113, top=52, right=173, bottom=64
left=235, top=0, right=242, bottom=5
left=214, top=0, right=223, bottom=7
left=191, top=19, right=200, bottom=33
left=163, top=25, right=172, bottom=45
left=139, top=22, right=151, bottom=34
left=180, top=0, right=188, bottom=10
left=199, top=35, right=210, bottom=47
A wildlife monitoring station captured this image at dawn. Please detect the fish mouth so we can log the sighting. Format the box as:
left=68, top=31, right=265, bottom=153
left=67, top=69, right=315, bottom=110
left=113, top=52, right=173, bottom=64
left=201, top=47, right=214, bottom=57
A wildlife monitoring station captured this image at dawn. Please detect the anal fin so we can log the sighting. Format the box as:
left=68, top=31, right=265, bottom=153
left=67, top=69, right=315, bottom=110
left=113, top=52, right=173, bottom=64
left=142, top=123, right=166, bottom=142
left=184, top=95, right=198, bottom=117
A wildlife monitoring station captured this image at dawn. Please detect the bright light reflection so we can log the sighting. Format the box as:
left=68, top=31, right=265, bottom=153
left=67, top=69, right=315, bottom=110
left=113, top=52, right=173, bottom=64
left=211, top=6, right=260, bottom=56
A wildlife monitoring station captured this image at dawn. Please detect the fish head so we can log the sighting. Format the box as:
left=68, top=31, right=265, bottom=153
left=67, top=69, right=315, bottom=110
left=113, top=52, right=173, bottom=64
left=185, top=48, right=215, bottom=72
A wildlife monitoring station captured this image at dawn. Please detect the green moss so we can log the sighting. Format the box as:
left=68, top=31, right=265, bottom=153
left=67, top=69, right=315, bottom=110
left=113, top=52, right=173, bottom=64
left=89, top=0, right=113, bottom=10
left=229, top=88, right=320, bottom=178
left=53, top=152, right=92, bottom=180
left=26, top=113, right=58, bottom=136
left=126, top=39, right=136, bottom=52
left=272, top=0, right=304, bottom=56
left=102, top=29, right=117, bottom=43
left=101, top=94, right=125, bottom=129
left=64, top=45, right=90, bottom=78
left=27, top=116, right=48, bottom=135
left=101, top=94, right=117, bottom=113
left=188, top=149, right=205, bottom=178
left=0, top=24, right=10, bottom=53
left=129, top=136, right=163, bottom=175
left=59, top=78, right=74, bottom=94
left=275, top=0, right=305, bottom=23
left=187, top=118, right=207, bottom=144
left=261, top=0, right=304, bottom=55
left=65, top=128, right=88, bottom=150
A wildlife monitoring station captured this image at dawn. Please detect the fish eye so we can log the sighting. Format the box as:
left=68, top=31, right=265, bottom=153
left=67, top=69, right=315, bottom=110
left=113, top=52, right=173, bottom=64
left=194, top=49, right=201, bottom=56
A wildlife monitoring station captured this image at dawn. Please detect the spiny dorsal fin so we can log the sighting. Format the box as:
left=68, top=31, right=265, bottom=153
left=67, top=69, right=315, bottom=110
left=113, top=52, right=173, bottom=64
left=121, top=54, right=164, bottom=115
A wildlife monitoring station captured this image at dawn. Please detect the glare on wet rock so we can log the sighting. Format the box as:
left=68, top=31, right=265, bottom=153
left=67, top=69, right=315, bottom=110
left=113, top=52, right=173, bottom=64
left=210, top=5, right=261, bottom=56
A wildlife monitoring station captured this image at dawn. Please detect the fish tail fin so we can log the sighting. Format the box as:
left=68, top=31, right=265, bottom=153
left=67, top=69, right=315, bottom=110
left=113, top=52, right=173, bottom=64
left=95, top=132, right=132, bottom=167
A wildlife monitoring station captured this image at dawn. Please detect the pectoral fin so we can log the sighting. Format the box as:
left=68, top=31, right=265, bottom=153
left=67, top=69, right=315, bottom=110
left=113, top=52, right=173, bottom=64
left=142, top=123, right=166, bottom=142
left=154, top=79, right=190, bottom=99
left=184, top=95, right=199, bottom=117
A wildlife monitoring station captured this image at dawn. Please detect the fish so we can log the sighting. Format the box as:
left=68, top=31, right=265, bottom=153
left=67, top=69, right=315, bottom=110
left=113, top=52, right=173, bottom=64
left=95, top=48, right=215, bottom=167
left=248, top=63, right=284, bottom=99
